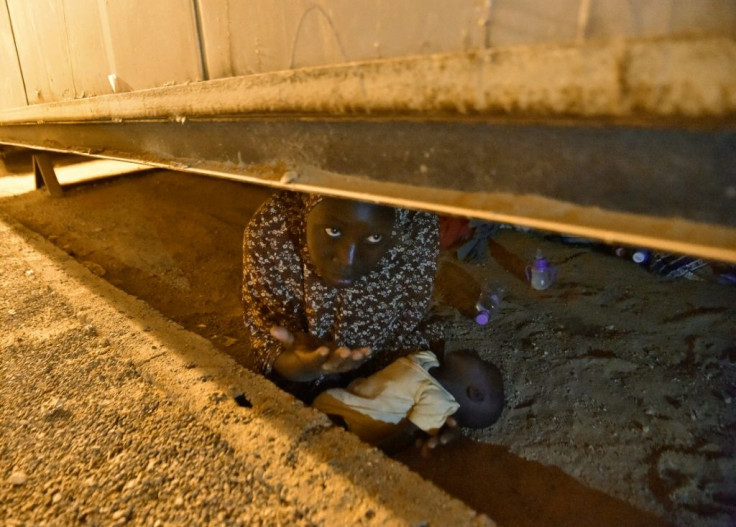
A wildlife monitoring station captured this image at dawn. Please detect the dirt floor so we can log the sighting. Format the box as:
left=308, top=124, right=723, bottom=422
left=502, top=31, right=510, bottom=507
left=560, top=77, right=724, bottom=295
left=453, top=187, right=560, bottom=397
left=1, top=167, right=734, bottom=527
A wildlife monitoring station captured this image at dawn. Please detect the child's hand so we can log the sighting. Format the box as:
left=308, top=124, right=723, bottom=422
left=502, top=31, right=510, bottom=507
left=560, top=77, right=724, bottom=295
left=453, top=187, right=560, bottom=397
left=415, top=416, right=460, bottom=458
left=270, top=326, right=372, bottom=381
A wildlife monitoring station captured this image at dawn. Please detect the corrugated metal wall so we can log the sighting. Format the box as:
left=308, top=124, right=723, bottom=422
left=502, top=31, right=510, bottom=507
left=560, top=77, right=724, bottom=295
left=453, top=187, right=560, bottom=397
left=1, top=0, right=734, bottom=111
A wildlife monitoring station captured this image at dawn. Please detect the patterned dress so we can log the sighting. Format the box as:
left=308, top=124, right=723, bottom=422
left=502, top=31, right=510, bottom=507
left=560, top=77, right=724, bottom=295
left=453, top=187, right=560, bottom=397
left=242, top=191, right=441, bottom=395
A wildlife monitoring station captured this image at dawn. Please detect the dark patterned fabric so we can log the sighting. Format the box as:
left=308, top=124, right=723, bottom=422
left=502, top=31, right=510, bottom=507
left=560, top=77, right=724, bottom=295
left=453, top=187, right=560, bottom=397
left=242, top=191, right=441, bottom=385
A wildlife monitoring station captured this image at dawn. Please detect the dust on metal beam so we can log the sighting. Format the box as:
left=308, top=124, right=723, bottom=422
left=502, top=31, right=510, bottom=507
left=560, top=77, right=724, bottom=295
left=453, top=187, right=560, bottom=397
left=0, top=35, right=734, bottom=125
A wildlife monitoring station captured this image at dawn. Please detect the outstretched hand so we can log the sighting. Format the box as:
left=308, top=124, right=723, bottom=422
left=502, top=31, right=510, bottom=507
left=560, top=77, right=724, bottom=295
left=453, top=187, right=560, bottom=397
left=415, top=416, right=460, bottom=458
left=270, top=326, right=372, bottom=381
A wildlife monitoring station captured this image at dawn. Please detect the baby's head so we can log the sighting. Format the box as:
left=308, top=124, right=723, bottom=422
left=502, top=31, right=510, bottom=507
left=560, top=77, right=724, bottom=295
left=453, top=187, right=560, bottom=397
left=305, top=197, right=397, bottom=287
left=435, top=349, right=504, bottom=428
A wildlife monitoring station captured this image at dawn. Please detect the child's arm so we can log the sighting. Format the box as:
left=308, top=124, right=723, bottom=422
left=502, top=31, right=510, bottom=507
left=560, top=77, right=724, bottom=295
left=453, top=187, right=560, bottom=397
left=413, top=417, right=461, bottom=457
left=243, top=199, right=337, bottom=378
left=374, top=417, right=459, bottom=456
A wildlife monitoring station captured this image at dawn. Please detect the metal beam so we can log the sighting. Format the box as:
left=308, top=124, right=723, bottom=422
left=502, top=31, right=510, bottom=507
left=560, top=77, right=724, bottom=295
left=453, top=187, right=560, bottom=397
left=0, top=36, right=734, bottom=261
left=0, top=118, right=734, bottom=263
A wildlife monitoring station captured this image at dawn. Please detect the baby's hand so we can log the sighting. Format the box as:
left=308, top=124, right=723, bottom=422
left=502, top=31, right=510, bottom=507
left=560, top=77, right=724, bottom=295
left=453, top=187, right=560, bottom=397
left=270, top=326, right=372, bottom=377
left=415, top=416, right=460, bottom=458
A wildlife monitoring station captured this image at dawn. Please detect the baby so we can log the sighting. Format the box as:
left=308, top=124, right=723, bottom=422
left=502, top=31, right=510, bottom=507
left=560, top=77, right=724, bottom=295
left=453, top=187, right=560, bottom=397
left=313, top=349, right=504, bottom=453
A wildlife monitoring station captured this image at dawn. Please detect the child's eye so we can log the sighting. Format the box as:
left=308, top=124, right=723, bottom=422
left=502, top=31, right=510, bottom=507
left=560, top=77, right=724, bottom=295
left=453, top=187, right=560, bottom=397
left=324, top=227, right=341, bottom=238
left=366, top=234, right=383, bottom=244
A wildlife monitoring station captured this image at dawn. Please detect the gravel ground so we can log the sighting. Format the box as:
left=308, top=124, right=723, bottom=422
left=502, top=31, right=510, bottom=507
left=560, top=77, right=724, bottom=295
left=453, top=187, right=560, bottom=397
left=0, top=226, right=312, bottom=526
left=0, top=215, right=491, bottom=527
left=1, top=318, right=304, bottom=526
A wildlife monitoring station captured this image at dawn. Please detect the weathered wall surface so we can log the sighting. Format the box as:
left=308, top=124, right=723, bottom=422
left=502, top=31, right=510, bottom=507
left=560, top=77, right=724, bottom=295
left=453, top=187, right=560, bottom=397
left=1, top=0, right=203, bottom=109
left=197, top=0, right=488, bottom=76
left=197, top=0, right=736, bottom=75
left=0, top=0, right=734, bottom=111
left=0, top=2, right=26, bottom=109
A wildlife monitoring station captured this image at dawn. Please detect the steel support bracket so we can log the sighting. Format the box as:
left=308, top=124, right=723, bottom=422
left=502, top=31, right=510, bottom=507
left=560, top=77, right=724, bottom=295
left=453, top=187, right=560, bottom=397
left=33, top=153, right=64, bottom=198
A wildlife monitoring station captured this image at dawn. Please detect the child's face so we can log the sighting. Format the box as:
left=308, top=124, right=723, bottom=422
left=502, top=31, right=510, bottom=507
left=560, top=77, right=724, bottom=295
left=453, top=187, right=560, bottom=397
left=306, top=198, right=396, bottom=287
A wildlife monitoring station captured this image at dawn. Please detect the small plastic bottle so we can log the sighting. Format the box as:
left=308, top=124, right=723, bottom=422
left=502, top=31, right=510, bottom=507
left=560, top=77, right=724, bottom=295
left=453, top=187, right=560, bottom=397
left=474, top=284, right=505, bottom=326
left=631, top=249, right=650, bottom=265
left=614, top=246, right=650, bottom=266
left=525, top=249, right=557, bottom=290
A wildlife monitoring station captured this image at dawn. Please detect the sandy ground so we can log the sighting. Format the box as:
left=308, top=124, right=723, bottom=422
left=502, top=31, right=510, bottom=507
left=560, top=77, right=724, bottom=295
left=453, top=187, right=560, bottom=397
left=1, top=168, right=734, bottom=526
